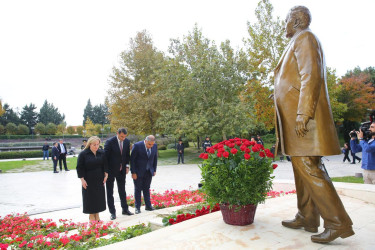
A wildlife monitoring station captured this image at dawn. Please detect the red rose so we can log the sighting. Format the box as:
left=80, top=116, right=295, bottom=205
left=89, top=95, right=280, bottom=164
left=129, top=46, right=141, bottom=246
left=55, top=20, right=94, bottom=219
left=230, top=148, right=238, bottom=154
left=252, top=146, right=259, bottom=152
left=225, top=141, right=232, bottom=147
left=199, top=153, right=205, bottom=159
left=229, top=139, right=235, bottom=142
left=218, top=148, right=225, bottom=153
left=223, top=151, right=229, bottom=158
left=202, top=153, right=209, bottom=160
left=235, top=141, right=242, bottom=146
left=272, top=164, right=278, bottom=169
left=240, top=145, right=247, bottom=151
left=168, top=218, right=175, bottom=224
left=244, top=153, right=251, bottom=160
left=207, top=147, right=215, bottom=154
left=217, top=152, right=223, bottom=158
left=259, top=151, right=265, bottom=157
left=250, top=141, right=256, bottom=146
left=245, top=147, right=251, bottom=153
left=228, top=143, right=235, bottom=148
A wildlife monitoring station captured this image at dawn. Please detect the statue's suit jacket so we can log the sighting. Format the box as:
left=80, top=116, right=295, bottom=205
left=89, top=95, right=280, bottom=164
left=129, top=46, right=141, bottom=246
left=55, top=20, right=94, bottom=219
left=274, top=29, right=340, bottom=156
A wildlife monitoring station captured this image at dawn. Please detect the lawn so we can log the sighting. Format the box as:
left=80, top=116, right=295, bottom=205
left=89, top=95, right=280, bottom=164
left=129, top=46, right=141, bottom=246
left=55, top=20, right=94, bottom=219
left=0, top=146, right=203, bottom=173
left=331, top=176, right=364, bottom=184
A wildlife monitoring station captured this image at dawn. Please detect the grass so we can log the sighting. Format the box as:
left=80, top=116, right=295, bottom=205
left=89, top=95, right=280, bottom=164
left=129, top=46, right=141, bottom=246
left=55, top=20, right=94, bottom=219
left=331, top=176, right=364, bottom=184
left=0, top=157, right=78, bottom=173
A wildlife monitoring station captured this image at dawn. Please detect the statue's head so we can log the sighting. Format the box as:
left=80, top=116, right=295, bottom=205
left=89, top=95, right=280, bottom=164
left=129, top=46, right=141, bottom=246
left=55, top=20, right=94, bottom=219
left=285, top=6, right=311, bottom=38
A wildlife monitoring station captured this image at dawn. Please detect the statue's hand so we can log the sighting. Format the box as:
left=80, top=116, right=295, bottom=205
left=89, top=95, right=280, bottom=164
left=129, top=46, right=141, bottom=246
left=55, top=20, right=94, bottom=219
left=295, top=114, right=310, bottom=137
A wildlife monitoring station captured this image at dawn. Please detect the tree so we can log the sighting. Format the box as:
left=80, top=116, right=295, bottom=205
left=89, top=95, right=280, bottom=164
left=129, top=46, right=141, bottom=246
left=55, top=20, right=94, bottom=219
left=84, top=117, right=96, bottom=137
left=158, top=26, right=252, bottom=140
left=0, top=103, right=21, bottom=126
left=326, top=67, right=348, bottom=124
left=67, top=126, right=75, bottom=134
left=243, top=0, right=288, bottom=86
left=107, top=30, right=167, bottom=135
left=17, top=124, right=29, bottom=135
left=344, top=66, right=375, bottom=88
left=20, top=103, right=38, bottom=132
left=56, top=123, right=66, bottom=135
left=38, top=100, right=65, bottom=125
left=83, top=99, right=94, bottom=126
left=0, top=124, right=5, bottom=134
left=103, top=124, right=111, bottom=134
left=45, top=123, right=57, bottom=135
left=338, top=73, right=375, bottom=122
left=34, top=122, right=46, bottom=135
left=94, top=124, right=102, bottom=135
left=76, top=126, right=84, bottom=136
left=5, top=122, right=17, bottom=135
left=0, top=100, right=5, bottom=117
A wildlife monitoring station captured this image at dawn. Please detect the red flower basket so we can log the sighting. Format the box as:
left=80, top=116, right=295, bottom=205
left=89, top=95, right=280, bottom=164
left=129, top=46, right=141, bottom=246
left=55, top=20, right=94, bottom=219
left=220, top=203, right=257, bottom=226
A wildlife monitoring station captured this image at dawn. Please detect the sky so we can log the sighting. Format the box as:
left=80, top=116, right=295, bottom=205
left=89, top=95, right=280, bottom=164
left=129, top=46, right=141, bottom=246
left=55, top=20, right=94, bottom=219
left=0, top=0, right=374, bottom=126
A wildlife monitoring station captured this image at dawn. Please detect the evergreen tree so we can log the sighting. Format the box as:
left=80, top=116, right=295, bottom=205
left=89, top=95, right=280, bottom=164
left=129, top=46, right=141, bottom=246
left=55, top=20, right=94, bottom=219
left=20, top=103, right=38, bottom=132
left=83, top=99, right=94, bottom=126
left=0, top=103, right=21, bottom=126
left=38, top=100, right=65, bottom=125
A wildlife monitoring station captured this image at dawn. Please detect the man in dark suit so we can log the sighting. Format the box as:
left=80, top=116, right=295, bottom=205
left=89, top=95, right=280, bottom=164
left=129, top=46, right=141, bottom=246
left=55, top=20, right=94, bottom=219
left=177, top=139, right=184, bottom=164
left=130, top=135, right=158, bottom=214
left=52, top=142, right=60, bottom=173
left=57, top=139, right=69, bottom=171
left=274, top=6, right=353, bottom=243
left=104, top=128, right=133, bottom=220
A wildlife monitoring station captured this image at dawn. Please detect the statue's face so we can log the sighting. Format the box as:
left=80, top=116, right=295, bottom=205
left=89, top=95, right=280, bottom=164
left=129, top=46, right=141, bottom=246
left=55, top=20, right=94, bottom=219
left=285, top=12, right=296, bottom=38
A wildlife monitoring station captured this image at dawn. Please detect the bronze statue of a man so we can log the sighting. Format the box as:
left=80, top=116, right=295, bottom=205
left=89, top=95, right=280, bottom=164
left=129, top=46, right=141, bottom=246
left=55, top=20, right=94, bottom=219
left=274, top=6, right=354, bottom=243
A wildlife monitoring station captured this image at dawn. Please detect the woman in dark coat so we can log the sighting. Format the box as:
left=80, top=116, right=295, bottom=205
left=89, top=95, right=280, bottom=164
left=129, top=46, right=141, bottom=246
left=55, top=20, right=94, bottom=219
left=76, top=136, right=108, bottom=221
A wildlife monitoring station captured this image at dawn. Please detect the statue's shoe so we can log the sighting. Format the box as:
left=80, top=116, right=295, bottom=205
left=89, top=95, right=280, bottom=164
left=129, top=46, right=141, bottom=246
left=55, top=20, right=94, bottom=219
left=282, top=218, right=318, bottom=233
left=311, top=228, right=355, bottom=243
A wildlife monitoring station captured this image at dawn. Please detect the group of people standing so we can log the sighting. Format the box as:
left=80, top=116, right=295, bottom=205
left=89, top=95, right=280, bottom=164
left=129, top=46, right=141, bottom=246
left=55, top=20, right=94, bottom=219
left=76, top=128, right=158, bottom=221
left=42, top=139, right=70, bottom=173
left=341, top=142, right=362, bottom=164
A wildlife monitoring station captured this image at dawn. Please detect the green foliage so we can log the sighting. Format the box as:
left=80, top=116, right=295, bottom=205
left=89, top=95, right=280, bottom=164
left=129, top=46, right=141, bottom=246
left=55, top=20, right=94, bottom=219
left=0, top=103, right=21, bottom=126
left=76, top=125, right=84, bottom=135
left=243, top=0, right=287, bottom=85
left=0, top=150, right=52, bottom=159
left=34, top=122, right=46, bottom=135
left=200, top=139, right=274, bottom=205
left=46, top=123, right=57, bottom=135
left=66, top=126, right=75, bottom=134
left=108, top=30, right=168, bottom=135
left=167, top=143, right=176, bottom=149
left=17, top=124, right=29, bottom=135
left=20, top=103, right=38, bottom=131
left=38, top=100, right=65, bottom=125
left=83, top=99, right=94, bottom=126
left=0, top=124, right=5, bottom=135
left=158, top=25, right=252, bottom=140
left=158, top=145, right=167, bottom=150
left=5, top=122, right=17, bottom=135
left=261, top=134, right=276, bottom=144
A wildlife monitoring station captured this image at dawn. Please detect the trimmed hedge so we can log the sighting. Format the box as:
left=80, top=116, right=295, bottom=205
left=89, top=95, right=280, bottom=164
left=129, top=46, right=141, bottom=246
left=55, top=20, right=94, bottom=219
left=158, top=145, right=167, bottom=150
left=0, top=134, right=112, bottom=140
left=0, top=150, right=51, bottom=159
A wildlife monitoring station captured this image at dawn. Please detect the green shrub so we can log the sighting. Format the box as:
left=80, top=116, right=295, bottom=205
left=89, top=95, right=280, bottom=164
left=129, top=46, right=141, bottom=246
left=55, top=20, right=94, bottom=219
left=158, top=145, right=167, bottom=150
left=0, top=150, right=52, bottom=159
left=167, top=143, right=176, bottom=149
left=261, top=134, right=276, bottom=144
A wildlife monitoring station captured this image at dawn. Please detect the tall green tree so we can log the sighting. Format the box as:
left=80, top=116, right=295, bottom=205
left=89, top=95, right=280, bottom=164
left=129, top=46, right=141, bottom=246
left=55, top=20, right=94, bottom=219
left=0, top=100, right=5, bottom=117
left=243, top=0, right=287, bottom=86
left=92, top=104, right=110, bottom=125
left=0, top=103, right=21, bottom=126
left=20, top=103, right=38, bottom=132
left=38, top=100, right=65, bottom=125
left=159, top=25, right=252, bottom=140
left=83, top=99, right=94, bottom=126
left=107, top=30, right=167, bottom=135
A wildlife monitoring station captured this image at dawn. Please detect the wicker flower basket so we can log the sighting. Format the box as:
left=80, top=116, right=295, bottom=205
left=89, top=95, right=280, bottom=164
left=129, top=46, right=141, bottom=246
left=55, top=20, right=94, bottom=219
left=220, top=203, right=257, bottom=226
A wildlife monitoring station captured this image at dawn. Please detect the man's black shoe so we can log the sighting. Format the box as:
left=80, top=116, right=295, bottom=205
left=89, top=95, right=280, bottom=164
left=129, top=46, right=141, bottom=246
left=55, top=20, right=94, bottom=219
left=145, top=206, right=155, bottom=211
left=110, top=214, right=116, bottom=220
left=358, top=159, right=361, bottom=163
left=351, top=162, right=355, bottom=164
left=122, top=209, right=134, bottom=216
left=135, top=209, right=141, bottom=214
left=53, top=171, right=59, bottom=173
left=65, top=169, right=70, bottom=171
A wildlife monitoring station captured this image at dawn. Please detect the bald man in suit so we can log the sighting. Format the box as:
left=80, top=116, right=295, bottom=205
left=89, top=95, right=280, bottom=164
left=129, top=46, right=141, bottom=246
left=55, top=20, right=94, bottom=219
left=274, top=6, right=354, bottom=243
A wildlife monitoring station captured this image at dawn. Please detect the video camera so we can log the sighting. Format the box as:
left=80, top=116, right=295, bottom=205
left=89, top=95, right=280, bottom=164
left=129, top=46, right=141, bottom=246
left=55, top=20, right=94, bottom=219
left=350, top=110, right=375, bottom=140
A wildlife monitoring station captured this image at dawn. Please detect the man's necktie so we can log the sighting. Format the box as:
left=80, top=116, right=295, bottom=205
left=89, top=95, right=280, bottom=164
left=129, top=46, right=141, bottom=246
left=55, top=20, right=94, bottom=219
left=119, top=141, right=123, bottom=171
left=147, top=148, right=151, bottom=158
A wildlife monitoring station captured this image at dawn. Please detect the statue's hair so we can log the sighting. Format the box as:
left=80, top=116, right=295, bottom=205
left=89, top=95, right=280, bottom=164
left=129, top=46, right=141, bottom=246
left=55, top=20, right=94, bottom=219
left=290, top=6, right=311, bottom=29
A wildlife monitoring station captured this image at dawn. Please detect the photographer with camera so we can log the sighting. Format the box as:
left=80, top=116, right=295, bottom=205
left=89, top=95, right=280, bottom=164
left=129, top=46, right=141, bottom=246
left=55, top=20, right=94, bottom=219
left=350, top=121, right=375, bottom=184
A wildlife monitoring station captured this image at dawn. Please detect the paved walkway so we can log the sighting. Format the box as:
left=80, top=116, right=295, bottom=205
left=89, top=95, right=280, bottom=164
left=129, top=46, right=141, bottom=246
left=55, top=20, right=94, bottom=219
left=0, top=153, right=364, bottom=217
